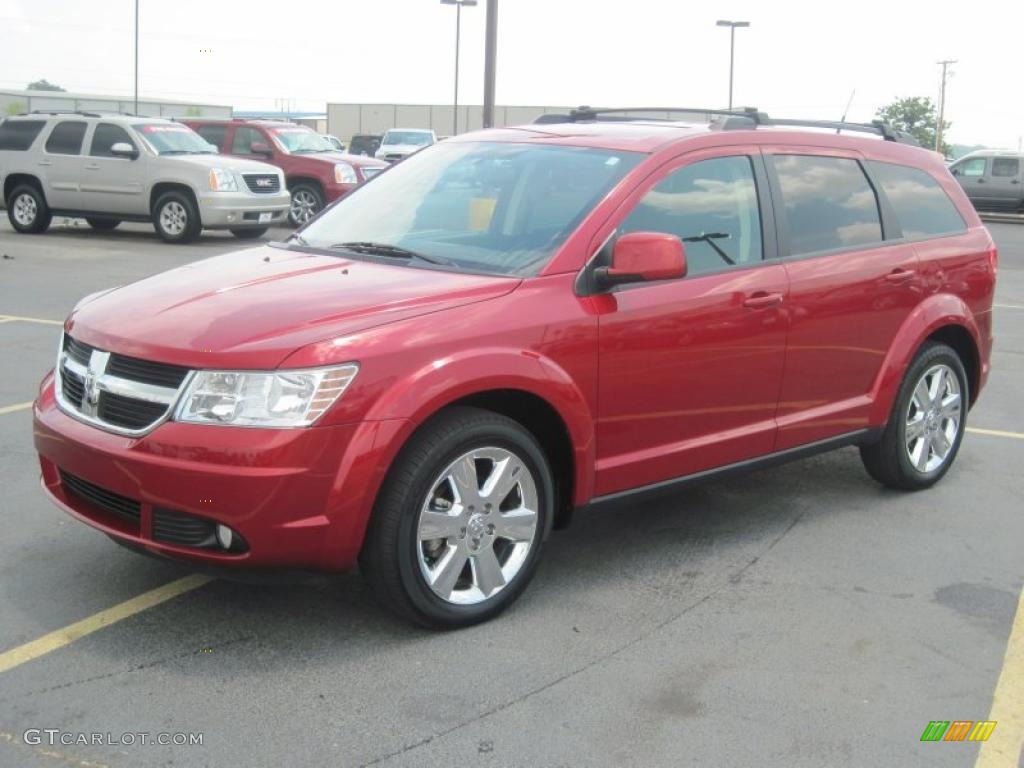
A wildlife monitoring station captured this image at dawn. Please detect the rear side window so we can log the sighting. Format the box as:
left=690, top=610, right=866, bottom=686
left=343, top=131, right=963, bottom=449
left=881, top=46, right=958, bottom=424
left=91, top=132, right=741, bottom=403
left=0, top=120, right=46, bottom=151
left=44, top=121, right=87, bottom=155
left=992, top=157, right=1020, bottom=178
left=772, top=155, right=882, bottom=255
left=195, top=124, right=227, bottom=149
left=619, top=155, right=763, bottom=276
left=90, top=124, right=136, bottom=157
left=868, top=161, right=966, bottom=239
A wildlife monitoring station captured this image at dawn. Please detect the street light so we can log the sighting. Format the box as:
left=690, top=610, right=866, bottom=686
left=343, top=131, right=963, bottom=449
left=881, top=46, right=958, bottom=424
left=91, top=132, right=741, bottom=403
left=441, top=0, right=478, bottom=136
left=716, top=20, right=750, bottom=110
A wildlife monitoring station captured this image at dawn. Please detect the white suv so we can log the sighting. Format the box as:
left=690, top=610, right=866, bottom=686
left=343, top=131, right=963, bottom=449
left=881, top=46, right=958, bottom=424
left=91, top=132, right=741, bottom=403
left=0, top=112, right=291, bottom=243
left=374, top=128, right=436, bottom=163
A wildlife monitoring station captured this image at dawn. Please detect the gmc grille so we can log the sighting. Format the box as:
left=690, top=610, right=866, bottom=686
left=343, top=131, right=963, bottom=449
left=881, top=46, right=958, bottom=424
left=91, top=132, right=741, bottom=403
left=242, top=173, right=281, bottom=194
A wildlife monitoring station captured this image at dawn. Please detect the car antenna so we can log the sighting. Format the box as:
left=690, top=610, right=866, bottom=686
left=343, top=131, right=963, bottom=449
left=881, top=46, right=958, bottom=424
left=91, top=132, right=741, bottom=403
left=837, top=89, right=856, bottom=133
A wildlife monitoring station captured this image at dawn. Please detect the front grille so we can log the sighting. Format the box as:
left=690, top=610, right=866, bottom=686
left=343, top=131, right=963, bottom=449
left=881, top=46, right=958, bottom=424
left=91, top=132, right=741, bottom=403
left=59, top=469, right=141, bottom=527
left=57, top=334, right=192, bottom=435
left=242, top=173, right=281, bottom=194
left=153, top=508, right=216, bottom=548
left=97, top=392, right=168, bottom=430
left=106, top=354, right=189, bottom=388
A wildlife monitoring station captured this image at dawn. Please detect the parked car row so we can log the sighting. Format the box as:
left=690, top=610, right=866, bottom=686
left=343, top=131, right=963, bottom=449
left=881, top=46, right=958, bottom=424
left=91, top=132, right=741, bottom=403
left=0, top=112, right=391, bottom=240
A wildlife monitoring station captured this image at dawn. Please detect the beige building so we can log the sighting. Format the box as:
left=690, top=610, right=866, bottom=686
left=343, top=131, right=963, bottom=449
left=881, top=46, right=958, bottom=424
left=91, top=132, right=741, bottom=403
left=0, top=89, right=231, bottom=120
left=326, top=103, right=576, bottom=140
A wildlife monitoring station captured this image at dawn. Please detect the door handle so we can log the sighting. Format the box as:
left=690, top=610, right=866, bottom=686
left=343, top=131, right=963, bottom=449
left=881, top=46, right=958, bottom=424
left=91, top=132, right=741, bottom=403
left=742, top=291, right=784, bottom=310
left=976, top=178, right=986, bottom=184
left=884, top=268, right=915, bottom=284
left=84, top=164, right=100, bottom=170
left=37, top=160, right=52, bottom=167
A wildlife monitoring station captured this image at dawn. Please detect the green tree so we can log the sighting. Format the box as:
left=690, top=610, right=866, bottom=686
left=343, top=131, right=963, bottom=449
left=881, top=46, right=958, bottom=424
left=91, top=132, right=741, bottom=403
left=5, top=102, right=27, bottom=117
left=875, top=96, right=950, bottom=155
left=27, top=79, right=65, bottom=92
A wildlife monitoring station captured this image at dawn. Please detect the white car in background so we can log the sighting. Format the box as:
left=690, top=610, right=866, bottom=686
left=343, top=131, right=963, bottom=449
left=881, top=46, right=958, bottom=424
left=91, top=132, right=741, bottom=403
left=375, top=128, right=436, bottom=163
left=321, top=134, right=346, bottom=152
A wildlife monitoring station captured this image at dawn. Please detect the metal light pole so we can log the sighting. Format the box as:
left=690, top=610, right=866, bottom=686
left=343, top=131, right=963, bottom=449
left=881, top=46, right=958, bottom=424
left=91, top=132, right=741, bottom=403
left=134, top=0, right=139, bottom=114
left=482, top=0, right=498, bottom=128
left=935, top=59, right=956, bottom=154
left=441, top=0, right=477, bottom=136
left=716, top=20, right=749, bottom=110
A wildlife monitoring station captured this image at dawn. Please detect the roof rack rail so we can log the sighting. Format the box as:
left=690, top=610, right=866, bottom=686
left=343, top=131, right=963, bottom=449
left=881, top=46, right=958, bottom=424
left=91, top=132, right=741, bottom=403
left=24, top=109, right=104, bottom=118
left=534, top=106, right=919, bottom=146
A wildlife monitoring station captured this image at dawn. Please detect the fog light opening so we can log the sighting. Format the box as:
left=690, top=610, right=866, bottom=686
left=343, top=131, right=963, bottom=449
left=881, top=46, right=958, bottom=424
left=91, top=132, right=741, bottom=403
left=216, top=524, right=234, bottom=550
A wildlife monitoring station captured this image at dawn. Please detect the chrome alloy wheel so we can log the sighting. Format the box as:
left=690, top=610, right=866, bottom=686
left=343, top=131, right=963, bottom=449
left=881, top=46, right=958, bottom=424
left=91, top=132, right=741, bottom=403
left=159, top=201, right=188, bottom=236
left=905, top=363, right=962, bottom=473
left=290, top=189, right=319, bottom=223
left=416, top=447, right=539, bottom=605
left=12, top=193, right=37, bottom=226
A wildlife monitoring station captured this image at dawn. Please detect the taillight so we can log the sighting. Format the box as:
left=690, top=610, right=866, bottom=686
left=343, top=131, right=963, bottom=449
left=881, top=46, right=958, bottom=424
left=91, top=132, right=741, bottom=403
left=988, top=246, right=998, bottom=275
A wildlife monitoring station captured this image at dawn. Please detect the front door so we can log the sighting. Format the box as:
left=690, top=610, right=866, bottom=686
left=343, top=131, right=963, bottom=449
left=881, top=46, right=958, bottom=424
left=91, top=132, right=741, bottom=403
left=951, top=156, right=992, bottom=208
left=594, top=150, right=788, bottom=497
left=80, top=122, right=147, bottom=215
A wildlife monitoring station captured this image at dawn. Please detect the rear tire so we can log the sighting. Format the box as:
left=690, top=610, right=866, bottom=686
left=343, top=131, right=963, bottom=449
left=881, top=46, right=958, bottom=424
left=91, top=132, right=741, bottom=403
left=287, top=183, right=323, bottom=226
left=7, top=184, right=52, bottom=234
left=86, top=218, right=120, bottom=231
left=229, top=227, right=268, bottom=240
left=860, top=342, right=968, bottom=490
left=152, top=191, right=201, bottom=243
left=360, top=406, right=553, bottom=629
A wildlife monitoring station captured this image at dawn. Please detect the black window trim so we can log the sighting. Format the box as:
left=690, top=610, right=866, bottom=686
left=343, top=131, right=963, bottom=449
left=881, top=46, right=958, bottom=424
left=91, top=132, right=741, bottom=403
left=763, top=151, right=895, bottom=262
left=576, top=150, right=777, bottom=296
left=43, top=120, right=88, bottom=157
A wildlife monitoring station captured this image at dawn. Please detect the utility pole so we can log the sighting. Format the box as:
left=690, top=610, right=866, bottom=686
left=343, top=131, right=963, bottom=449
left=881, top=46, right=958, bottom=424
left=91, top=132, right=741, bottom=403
left=133, top=0, right=139, bottom=115
left=716, top=20, right=750, bottom=110
left=935, top=59, right=957, bottom=154
left=482, top=0, right=498, bottom=128
left=441, top=0, right=477, bottom=136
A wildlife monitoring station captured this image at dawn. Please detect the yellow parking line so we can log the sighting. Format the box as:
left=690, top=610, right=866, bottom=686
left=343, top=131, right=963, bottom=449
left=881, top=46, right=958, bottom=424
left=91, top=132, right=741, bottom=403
left=968, top=427, right=1024, bottom=440
left=975, top=587, right=1024, bottom=768
left=0, top=314, right=63, bottom=326
left=0, top=401, right=33, bottom=416
left=0, top=574, right=212, bottom=675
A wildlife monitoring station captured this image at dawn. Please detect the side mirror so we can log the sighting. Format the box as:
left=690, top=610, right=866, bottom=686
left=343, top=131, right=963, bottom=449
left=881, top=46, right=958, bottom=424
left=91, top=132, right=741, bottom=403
left=110, top=142, right=138, bottom=159
left=250, top=142, right=272, bottom=157
left=595, top=232, right=687, bottom=289
left=950, top=167, right=960, bottom=176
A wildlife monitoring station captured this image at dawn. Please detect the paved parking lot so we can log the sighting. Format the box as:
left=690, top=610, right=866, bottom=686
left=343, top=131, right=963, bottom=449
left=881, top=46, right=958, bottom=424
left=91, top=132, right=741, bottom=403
left=0, top=219, right=1021, bottom=768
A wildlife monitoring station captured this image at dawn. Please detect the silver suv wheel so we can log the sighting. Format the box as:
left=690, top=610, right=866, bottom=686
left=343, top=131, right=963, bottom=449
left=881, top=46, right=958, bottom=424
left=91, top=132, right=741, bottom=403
left=905, top=363, right=962, bottom=473
left=159, top=201, right=188, bottom=236
left=416, top=446, right=539, bottom=605
left=12, top=193, right=38, bottom=227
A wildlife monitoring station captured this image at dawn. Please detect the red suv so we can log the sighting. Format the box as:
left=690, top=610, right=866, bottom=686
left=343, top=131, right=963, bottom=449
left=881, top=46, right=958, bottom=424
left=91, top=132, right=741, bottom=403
left=183, top=118, right=388, bottom=226
left=34, top=108, right=996, bottom=628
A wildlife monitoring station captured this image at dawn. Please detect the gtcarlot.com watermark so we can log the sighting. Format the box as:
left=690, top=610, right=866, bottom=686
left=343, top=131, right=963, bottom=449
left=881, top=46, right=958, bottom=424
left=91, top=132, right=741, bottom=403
left=24, top=729, right=203, bottom=747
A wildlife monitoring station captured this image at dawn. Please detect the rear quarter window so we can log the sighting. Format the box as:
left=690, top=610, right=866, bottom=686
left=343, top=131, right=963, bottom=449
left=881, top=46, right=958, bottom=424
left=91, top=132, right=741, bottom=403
left=0, top=120, right=47, bottom=151
left=868, top=161, right=966, bottom=239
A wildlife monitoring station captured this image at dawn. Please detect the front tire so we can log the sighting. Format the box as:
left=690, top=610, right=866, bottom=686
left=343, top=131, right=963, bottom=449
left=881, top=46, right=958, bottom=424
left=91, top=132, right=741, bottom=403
left=288, top=183, right=323, bottom=226
left=7, top=184, right=52, bottom=234
left=360, top=407, right=553, bottom=629
left=152, top=191, right=200, bottom=243
left=229, top=227, right=268, bottom=240
left=860, top=342, right=968, bottom=490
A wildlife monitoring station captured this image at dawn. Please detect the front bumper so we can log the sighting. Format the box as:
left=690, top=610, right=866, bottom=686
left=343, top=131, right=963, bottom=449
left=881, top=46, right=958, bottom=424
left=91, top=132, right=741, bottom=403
left=198, top=191, right=291, bottom=229
left=33, top=373, right=407, bottom=572
left=323, top=182, right=357, bottom=204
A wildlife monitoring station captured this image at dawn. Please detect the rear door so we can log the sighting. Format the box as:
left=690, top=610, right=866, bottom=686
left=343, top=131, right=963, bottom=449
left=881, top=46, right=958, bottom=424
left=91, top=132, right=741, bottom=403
left=40, top=120, right=88, bottom=210
left=765, top=149, right=921, bottom=450
left=987, top=156, right=1022, bottom=209
left=80, top=123, right=147, bottom=215
left=594, top=148, right=789, bottom=496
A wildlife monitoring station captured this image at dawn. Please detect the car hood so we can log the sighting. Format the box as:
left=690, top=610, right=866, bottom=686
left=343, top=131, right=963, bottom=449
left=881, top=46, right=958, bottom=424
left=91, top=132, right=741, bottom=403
left=167, top=153, right=282, bottom=174
left=377, top=144, right=425, bottom=156
left=67, top=245, right=519, bottom=370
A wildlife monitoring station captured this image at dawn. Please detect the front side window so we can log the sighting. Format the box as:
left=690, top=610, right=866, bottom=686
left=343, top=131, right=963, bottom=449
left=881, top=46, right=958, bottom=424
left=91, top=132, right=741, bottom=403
left=44, top=121, right=87, bottom=155
left=231, top=126, right=264, bottom=155
left=195, top=124, right=228, bottom=151
left=0, top=120, right=46, bottom=151
left=868, top=161, right=966, bottom=239
left=619, top=156, right=763, bottom=275
left=90, top=123, right=136, bottom=157
left=270, top=127, right=332, bottom=154
left=773, top=154, right=882, bottom=255
left=992, top=157, right=1020, bottom=178
left=133, top=123, right=216, bottom=155
left=955, top=157, right=987, bottom=177
left=296, top=141, right=642, bottom=277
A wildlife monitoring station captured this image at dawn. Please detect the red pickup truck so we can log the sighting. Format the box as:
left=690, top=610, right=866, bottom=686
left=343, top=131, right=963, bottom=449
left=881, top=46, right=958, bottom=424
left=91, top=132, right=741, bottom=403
left=184, top=118, right=388, bottom=226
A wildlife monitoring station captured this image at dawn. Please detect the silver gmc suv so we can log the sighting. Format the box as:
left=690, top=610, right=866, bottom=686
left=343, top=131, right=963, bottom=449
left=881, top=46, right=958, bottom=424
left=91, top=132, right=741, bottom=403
left=0, top=112, right=291, bottom=243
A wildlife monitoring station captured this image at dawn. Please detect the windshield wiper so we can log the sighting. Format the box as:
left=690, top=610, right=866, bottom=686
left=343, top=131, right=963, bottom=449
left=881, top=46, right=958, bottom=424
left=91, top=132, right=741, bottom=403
left=681, top=232, right=735, bottom=266
left=289, top=233, right=311, bottom=246
left=329, top=241, right=452, bottom=266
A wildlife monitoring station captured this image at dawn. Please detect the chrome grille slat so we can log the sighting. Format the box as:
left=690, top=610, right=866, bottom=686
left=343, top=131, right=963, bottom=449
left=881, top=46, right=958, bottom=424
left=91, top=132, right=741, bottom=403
left=242, top=173, right=281, bottom=194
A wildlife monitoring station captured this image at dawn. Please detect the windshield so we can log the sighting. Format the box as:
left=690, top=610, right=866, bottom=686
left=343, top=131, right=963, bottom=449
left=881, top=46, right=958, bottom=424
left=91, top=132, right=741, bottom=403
left=383, top=130, right=433, bottom=146
left=133, top=123, right=216, bottom=154
left=295, top=141, right=643, bottom=276
left=271, top=127, right=332, bottom=153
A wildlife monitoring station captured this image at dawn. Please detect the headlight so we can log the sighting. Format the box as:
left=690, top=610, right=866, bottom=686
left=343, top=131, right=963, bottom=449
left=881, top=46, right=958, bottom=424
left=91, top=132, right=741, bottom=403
left=334, top=162, right=357, bottom=184
left=208, top=168, right=238, bottom=192
left=175, top=364, right=358, bottom=427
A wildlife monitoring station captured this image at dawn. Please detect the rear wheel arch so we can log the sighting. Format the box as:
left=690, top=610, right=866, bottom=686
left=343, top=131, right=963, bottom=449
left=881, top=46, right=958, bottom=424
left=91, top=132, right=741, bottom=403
left=925, top=324, right=979, bottom=406
left=4, top=173, right=45, bottom=204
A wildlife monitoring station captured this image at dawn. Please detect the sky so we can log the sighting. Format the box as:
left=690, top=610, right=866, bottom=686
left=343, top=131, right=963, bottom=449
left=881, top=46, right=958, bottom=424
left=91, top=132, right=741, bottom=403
left=0, top=0, right=1021, bottom=148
